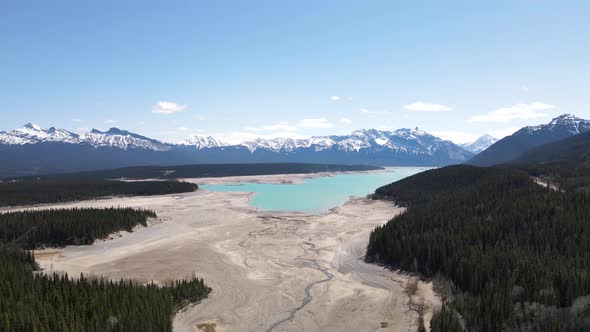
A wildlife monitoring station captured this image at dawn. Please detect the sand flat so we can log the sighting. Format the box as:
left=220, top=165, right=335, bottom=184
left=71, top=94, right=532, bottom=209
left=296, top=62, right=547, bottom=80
left=24, top=174, right=440, bottom=332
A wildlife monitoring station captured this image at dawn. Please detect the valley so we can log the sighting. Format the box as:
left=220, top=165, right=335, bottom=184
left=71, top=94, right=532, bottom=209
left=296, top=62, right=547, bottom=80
left=3, top=172, right=440, bottom=331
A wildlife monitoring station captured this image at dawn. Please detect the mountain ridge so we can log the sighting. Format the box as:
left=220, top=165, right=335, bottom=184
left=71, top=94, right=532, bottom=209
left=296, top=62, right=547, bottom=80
left=0, top=123, right=472, bottom=177
left=467, top=114, right=590, bottom=166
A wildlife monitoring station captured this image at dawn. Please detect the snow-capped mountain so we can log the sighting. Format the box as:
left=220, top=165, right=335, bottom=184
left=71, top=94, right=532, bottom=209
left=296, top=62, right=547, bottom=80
left=460, top=134, right=498, bottom=154
left=0, top=124, right=171, bottom=151
left=82, top=128, right=171, bottom=151
left=189, top=128, right=473, bottom=166
left=468, top=114, right=590, bottom=166
left=525, top=113, right=590, bottom=135
left=0, top=123, right=80, bottom=145
left=186, top=135, right=227, bottom=149
left=188, top=128, right=470, bottom=157
left=0, top=123, right=473, bottom=177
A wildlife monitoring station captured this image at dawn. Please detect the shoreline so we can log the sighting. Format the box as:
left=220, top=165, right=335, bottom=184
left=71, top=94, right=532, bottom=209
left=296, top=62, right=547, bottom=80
left=183, top=167, right=394, bottom=185
left=21, top=172, right=439, bottom=331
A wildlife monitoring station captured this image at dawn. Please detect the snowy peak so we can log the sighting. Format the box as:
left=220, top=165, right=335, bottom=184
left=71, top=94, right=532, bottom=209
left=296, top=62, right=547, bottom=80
left=186, top=135, right=228, bottom=149
left=195, top=127, right=464, bottom=155
left=525, top=113, right=590, bottom=135
left=460, top=134, right=498, bottom=153
left=82, top=128, right=171, bottom=151
left=21, top=123, right=43, bottom=131
left=549, top=113, right=577, bottom=124
left=0, top=124, right=170, bottom=151
left=0, top=123, right=80, bottom=145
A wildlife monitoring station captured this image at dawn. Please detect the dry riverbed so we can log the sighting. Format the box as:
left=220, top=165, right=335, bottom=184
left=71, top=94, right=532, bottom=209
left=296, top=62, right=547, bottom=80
left=11, top=173, right=440, bottom=332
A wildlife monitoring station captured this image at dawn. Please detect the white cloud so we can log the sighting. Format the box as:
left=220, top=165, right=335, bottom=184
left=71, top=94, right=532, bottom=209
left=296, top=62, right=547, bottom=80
left=104, top=119, right=116, bottom=124
left=152, top=101, right=187, bottom=115
left=404, top=102, right=452, bottom=112
left=297, top=118, right=333, bottom=129
left=330, top=96, right=341, bottom=101
left=432, top=131, right=479, bottom=144
left=71, top=118, right=82, bottom=123
left=469, top=102, right=554, bottom=123
left=340, top=117, right=353, bottom=125
left=521, top=84, right=529, bottom=92
left=177, top=126, right=189, bottom=131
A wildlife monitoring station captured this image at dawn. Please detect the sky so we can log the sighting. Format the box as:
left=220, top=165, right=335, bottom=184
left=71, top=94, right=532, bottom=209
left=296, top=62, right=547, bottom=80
left=1, top=1, right=590, bottom=144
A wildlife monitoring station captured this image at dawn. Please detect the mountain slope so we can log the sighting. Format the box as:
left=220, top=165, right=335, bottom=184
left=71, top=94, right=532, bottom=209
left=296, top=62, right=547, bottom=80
left=459, top=134, right=497, bottom=153
left=467, top=114, right=590, bottom=166
left=509, top=130, right=590, bottom=192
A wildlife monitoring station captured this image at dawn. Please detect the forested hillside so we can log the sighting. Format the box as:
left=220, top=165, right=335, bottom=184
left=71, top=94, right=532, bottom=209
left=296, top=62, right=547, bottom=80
left=0, top=180, right=196, bottom=206
left=0, top=208, right=155, bottom=248
left=9, top=162, right=382, bottom=182
left=510, top=131, right=590, bottom=193
left=0, top=208, right=210, bottom=331
left=368, top=165, right=590, bottom=331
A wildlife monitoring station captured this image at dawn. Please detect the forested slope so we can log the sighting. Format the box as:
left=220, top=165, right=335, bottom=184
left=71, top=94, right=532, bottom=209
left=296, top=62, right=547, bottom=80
left=0, top=208, right=210, bottom=331
left=9, top=162, right=382, bottom=182
left=510, top=131, right=590, bottom=193
left=368, top=165, right=590, bottom=331
left=0, top=180, right=196, bottom=207
left=0, top=208, right=155, bottom=248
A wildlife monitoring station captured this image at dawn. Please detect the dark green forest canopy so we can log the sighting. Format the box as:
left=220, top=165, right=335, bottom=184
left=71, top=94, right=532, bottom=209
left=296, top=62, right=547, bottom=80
left=368, top=165, right=590, bottom=331
left=0, top=207, right=156, bottom=249
left=8, top=162, right=382, bottom=181
left=0, top=208, right=210, bottom=331
left=0, top=180, right=197, bottom=207
left=507, top=130, right=590, bottom=193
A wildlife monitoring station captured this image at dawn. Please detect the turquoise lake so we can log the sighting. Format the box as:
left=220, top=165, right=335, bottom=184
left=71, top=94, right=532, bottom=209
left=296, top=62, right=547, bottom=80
left=201, top=167, right=427, bottom=213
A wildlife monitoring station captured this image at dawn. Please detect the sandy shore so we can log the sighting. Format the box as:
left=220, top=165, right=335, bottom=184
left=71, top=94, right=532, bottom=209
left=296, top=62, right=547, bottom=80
left=23, top=174, right=439, bottom=332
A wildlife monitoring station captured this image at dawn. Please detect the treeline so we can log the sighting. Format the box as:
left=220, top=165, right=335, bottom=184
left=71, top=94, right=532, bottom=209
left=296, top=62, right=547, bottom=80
left=0, top=180, right=197, bottom=207
left=0, top=208, right=156, bottom=249
left=10, top=163, right=382, bottom=181
left=367, top=165, right=590, bottom=331
left=0, top=208, right=210, bottom=331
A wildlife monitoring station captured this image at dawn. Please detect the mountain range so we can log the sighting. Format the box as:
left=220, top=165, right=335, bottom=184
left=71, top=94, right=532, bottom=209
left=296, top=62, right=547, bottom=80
left=5, top=113, right=584, bottom=178
left=0, top=124, right=477, bottom=177
left=467, top=114, right=590, bottom=166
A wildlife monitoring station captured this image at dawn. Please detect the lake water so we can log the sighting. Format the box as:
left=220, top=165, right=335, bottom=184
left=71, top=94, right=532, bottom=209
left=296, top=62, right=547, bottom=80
left=201, top=167, right=426, bottom=213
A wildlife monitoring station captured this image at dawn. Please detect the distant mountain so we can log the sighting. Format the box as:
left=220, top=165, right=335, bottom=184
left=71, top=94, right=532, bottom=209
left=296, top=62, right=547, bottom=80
left=187, top=128, right=473, bottom=166
left=186, top=135, right=227, bottom=149
left=0, top=124, right=472, bottom=177
left=0, top=123, right=80, bottom=145
left=467, top=114, right=590, bottom=166
left=460, top=134, right=498, bottom=153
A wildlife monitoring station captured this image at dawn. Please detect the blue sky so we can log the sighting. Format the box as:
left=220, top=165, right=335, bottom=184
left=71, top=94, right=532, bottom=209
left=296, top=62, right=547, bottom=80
left=1, top=1, right=589, bottom=143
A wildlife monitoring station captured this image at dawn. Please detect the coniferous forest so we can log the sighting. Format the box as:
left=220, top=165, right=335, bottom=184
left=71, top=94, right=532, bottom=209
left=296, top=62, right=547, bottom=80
left=0, top=208, right=210, bottom=331
left=368, top=165, right=590, bottom=331
left=0, top=208, right=156, bottom=248
left=0, top=180, right=197, bottom=207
